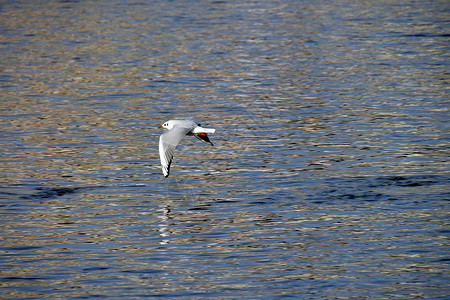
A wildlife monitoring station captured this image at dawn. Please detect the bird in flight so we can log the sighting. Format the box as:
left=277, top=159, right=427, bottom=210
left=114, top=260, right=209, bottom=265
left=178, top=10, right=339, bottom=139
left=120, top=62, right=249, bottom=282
left=158, top=119, right=215, bottom=177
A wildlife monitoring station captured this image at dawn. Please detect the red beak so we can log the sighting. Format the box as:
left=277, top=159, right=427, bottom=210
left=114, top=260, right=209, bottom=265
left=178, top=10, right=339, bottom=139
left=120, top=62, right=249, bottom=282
left=158, top=125, right=163, bottom=128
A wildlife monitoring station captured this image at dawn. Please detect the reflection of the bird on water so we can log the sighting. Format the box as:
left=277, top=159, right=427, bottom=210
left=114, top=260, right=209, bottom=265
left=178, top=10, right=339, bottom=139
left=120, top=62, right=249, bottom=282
left=157, top=203, right=171, bottom=245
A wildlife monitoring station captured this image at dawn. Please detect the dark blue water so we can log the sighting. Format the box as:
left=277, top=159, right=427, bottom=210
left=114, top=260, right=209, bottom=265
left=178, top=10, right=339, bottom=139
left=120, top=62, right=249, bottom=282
left=1, top=0, right=449, bottom=298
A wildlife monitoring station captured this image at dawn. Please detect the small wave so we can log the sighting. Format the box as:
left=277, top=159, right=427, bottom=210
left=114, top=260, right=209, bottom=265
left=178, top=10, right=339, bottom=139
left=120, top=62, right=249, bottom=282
left=21, top=187, right=84, bottom=200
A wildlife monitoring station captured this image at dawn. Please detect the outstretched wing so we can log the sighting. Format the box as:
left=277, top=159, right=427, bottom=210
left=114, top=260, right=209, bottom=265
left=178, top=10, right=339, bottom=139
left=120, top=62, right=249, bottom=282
left=159, top=126, right=193, bottom=177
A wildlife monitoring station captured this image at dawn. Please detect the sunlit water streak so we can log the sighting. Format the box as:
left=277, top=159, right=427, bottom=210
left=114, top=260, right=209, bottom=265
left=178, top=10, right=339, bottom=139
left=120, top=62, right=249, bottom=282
left=0, top=0, right=449, bottom=298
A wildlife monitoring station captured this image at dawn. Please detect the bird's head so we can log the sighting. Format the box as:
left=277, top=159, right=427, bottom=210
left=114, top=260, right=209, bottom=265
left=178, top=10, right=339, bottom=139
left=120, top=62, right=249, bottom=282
left=158, top=120, right=174, bottom=130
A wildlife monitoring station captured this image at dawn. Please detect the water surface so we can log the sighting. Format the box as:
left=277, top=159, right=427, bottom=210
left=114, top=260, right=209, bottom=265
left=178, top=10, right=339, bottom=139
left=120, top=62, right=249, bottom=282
left=1, top=0, right=449, bottom=298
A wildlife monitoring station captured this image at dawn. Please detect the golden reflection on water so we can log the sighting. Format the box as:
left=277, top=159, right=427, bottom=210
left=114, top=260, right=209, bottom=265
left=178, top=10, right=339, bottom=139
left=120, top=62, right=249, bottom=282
left=1, top=0, right=449, bottom=298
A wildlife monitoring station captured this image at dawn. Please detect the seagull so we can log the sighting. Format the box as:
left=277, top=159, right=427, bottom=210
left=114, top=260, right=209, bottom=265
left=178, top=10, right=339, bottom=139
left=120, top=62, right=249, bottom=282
left=158, top=119, right=215, bottom=177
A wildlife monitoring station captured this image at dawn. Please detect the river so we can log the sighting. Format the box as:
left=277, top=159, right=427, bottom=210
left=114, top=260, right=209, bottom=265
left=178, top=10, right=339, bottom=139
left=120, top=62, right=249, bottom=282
left=0, top=0, right=449, bottom=298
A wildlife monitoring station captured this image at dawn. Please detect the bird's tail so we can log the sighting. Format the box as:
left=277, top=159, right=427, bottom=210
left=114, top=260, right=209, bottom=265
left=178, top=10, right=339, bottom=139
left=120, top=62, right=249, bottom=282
left=194, top=127, right=215, bottom=134
left=202, top=128, right=215, bottom=134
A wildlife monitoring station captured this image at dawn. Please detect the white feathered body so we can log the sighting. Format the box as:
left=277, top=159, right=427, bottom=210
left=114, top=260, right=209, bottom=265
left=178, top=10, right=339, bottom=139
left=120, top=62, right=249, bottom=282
left=158, top=119, right=215, bottom=177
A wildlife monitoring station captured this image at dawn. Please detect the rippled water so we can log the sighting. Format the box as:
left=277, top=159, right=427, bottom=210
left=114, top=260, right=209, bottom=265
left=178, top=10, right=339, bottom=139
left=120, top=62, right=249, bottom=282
left=1, top=0, right=449, bottom=298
